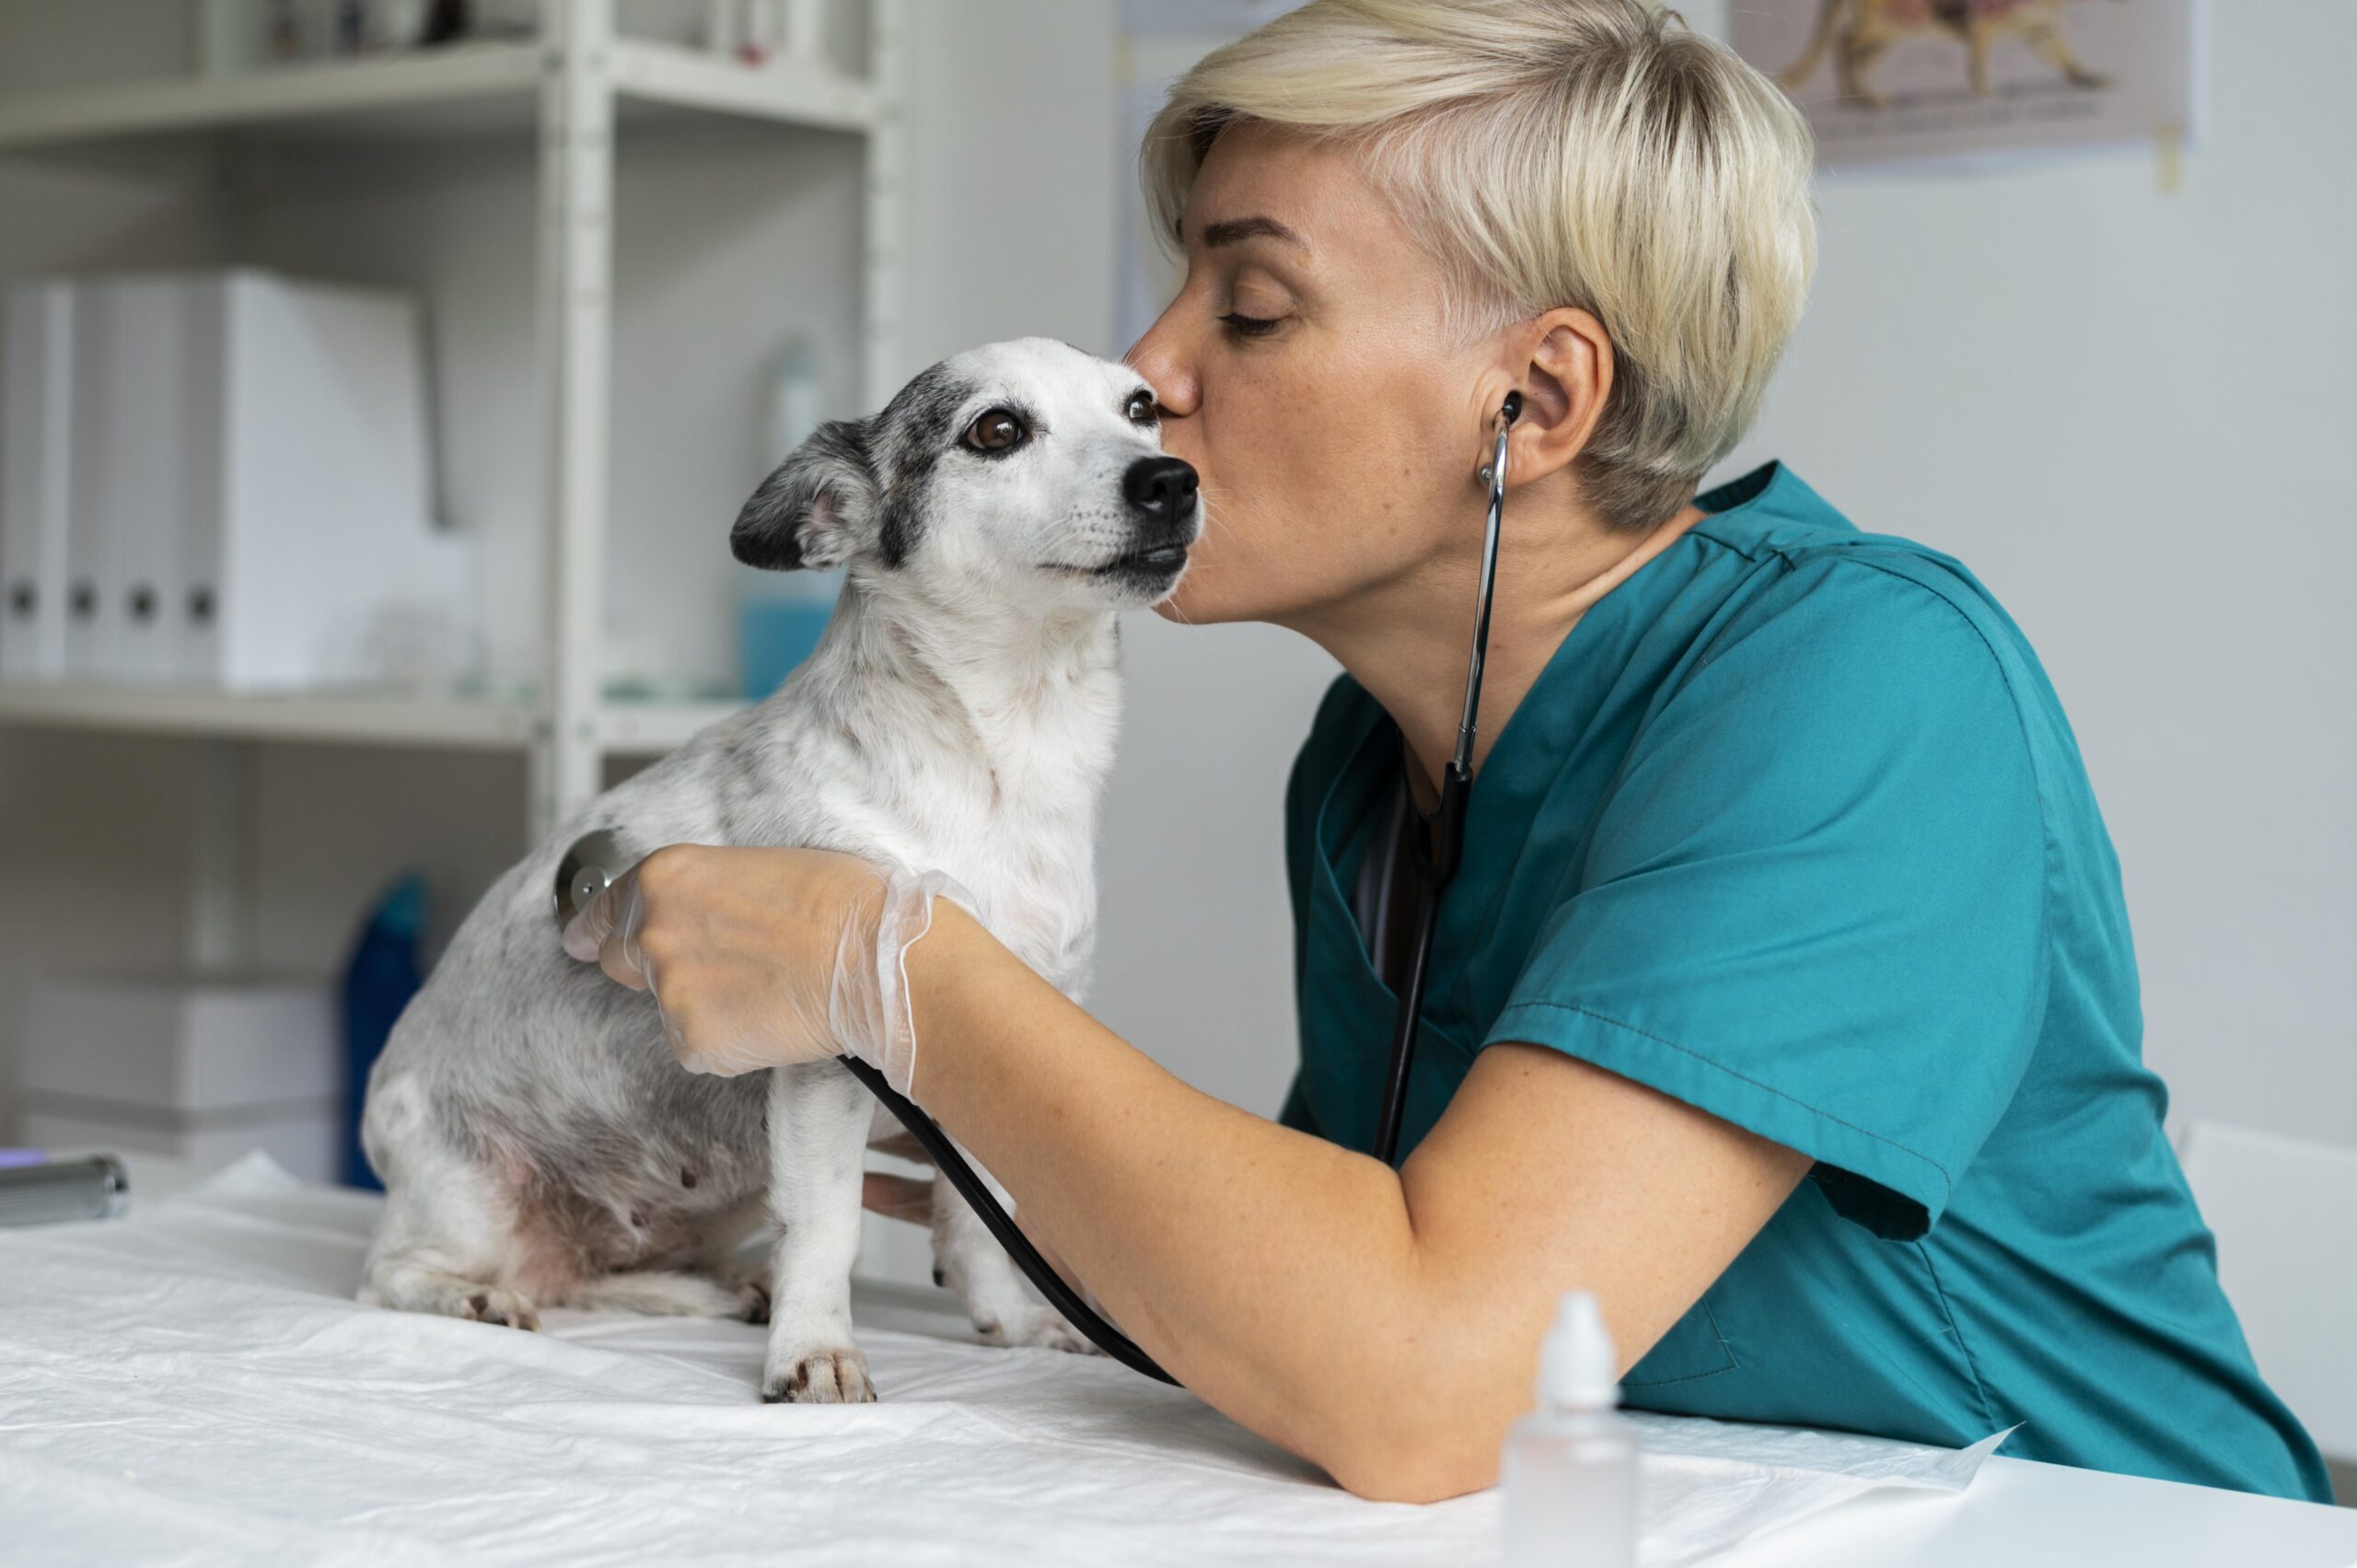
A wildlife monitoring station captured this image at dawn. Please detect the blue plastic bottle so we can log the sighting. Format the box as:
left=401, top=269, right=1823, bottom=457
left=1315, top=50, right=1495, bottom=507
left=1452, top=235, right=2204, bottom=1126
left=340, top=876, right=426, bottom=1190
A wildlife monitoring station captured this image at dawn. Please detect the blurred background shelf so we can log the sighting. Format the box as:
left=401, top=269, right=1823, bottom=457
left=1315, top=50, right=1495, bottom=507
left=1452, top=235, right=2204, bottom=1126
left=593, top=695, right=746, bottom=754
left=0, top=41, right=544, bottom=153
left=0, top=35, right=879, bottom=158
left=0, top=0, right=901, bottom=842
left=610, top=36, right=877, bottom=132
left=0, top=680, right=540, bottom=749
left=0, top=681, right=743, bottom=755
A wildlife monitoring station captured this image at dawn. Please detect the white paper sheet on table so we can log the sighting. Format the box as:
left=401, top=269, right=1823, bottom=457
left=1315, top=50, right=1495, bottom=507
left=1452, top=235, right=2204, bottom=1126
left=0, top=1155, right=2011, bottom=1566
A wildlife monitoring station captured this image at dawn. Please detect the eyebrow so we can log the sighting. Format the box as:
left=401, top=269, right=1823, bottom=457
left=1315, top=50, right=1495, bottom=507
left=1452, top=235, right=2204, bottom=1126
left=1195, top=215, right=1307, bottom=250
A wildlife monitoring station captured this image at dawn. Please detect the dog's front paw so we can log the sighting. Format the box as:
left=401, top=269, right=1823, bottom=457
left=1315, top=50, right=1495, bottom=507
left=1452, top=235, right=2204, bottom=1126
left=762, top=1344, right=876, bottom=1404
left=984, top=1305, right=1100, bottom=1356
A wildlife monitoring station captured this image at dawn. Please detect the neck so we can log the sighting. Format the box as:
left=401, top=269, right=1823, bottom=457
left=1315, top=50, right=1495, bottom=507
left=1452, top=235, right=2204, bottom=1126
left=1295, top=486, right=1706, bottom=804
left=819, top=568, right=1122, bottom=798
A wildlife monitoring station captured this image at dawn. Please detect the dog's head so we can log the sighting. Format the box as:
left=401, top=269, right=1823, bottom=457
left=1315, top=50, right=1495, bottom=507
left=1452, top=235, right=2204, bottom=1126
left=731, top=338, right=1199, bottom=610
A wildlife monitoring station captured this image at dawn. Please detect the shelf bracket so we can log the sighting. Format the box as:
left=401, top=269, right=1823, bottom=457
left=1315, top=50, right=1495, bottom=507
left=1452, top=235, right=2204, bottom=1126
left=531, top=0, right=618, bottom=843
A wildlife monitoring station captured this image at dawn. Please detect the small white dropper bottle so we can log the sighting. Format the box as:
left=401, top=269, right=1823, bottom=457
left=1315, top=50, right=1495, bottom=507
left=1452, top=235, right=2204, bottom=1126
left=1502, top=1291, right=1639, bottom=1568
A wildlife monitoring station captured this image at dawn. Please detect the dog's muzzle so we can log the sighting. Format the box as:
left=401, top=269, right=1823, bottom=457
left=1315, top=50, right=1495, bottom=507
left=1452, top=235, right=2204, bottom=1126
left=1112, top=456, right=1201, bottom=575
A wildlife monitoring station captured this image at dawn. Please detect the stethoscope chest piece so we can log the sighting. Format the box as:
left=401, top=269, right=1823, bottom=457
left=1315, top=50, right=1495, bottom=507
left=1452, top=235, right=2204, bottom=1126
left=553, top=829, right=627, bottom=930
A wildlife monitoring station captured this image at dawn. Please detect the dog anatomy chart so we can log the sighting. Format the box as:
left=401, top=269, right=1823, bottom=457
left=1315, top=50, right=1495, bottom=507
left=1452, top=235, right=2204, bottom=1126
left=1735, top=0, right=2200, bottom=168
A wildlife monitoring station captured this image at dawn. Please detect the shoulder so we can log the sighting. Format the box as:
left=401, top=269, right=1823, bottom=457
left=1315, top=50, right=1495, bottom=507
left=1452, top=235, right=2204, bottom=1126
left=1604, top=531, right=2054, bottom=858
left=1682, top=529, right=2033, bottom=741
left=1686, top=463, right=2026, bottom=692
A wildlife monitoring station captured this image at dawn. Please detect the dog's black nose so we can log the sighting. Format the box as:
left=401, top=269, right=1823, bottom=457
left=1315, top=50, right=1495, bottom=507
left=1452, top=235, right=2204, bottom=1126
left=1122, top=456, right=1199, bottom=520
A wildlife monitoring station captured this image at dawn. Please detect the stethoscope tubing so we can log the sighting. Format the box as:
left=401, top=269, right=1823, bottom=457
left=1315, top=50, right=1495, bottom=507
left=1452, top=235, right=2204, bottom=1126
left=839, top=1055, right=1180, bottom=1385
left=1373, top=395, right=1517, bottom=1167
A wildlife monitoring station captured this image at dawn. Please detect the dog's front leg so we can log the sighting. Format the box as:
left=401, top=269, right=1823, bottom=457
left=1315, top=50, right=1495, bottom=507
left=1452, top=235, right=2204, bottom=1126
left=761, top=1061, right=877, bottom=1402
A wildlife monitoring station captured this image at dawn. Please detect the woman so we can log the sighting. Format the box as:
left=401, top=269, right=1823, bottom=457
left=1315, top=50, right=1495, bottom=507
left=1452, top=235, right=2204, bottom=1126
left=566, top=0, right=2329, bottom=1505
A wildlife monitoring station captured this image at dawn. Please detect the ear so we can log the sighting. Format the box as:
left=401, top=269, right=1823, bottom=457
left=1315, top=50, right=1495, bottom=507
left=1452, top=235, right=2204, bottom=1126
left=730, top=418, right=881, bottom=571
left=1492, top=308, right=1612, bottom=487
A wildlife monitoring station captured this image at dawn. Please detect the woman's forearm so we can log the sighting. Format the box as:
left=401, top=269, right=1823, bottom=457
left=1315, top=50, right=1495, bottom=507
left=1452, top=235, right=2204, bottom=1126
left=904, top=901, right=1443, bottom=1491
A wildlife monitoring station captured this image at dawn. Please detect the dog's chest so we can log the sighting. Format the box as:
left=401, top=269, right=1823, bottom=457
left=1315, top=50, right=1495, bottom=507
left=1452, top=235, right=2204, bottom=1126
left=928, top=686, right=1112, bottom=996
left=945, top=777, right=1104, bottom=997
left=954, top=819, right=1095, bottom=994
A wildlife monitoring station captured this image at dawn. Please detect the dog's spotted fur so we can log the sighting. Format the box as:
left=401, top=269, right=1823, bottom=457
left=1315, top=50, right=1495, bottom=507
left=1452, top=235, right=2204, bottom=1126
left=357, top=340, right=1199, bottom=1401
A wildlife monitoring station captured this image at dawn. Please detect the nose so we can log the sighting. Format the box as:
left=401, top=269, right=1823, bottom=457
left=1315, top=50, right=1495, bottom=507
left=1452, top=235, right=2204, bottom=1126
left=1122, top=456, right=1199, bottom=522
left=1126, top=298, right=1198, bottom=417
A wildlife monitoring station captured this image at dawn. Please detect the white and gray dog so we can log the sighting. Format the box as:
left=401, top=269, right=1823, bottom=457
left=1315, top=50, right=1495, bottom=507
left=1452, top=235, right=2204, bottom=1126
left=358, top=339, right=1199, bottom=1403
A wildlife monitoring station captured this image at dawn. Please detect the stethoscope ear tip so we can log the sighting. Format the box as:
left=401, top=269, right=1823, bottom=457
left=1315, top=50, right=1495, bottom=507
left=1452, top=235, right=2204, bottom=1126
left=1479, top=394, right=1520, bottom=488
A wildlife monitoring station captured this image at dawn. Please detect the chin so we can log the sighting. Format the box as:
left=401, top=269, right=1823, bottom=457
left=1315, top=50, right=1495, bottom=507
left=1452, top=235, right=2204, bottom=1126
left=1156, top=560, right=1285, bottom=626
left=1153, top=573, right=1221, bottom=624
left=1150, top=534, right=1300, bottom=624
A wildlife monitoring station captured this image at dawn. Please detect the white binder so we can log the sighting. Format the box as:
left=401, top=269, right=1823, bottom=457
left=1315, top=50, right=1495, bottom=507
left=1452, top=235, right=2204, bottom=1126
left=71, top=276, right=214, bottom=681
left=171, top=275, right=232, bottom=684
left=196, top=272, right=457, bottom=690
left=0, top=283, right=74, bottom=679
left=6, top=269, right=470, bottom=691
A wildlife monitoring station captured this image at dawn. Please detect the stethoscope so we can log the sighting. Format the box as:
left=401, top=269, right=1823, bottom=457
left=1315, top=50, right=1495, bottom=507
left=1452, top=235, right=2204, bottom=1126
left=553, top=391, right=1521, bottom=1389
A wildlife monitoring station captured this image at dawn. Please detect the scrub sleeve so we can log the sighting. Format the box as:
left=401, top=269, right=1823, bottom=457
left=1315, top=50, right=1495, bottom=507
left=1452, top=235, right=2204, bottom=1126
left=1485, top=564, right=2049, bottom=1241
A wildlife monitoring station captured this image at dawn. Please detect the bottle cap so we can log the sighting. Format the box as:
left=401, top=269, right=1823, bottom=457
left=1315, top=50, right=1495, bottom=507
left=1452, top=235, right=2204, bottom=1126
left=1537, top=1290, right=1620, bottom=1410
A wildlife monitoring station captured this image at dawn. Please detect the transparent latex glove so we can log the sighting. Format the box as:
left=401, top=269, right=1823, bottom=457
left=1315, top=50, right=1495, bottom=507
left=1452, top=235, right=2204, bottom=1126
left=559, top=843, right=969, bottom=1095
left=834, top=863, right=970, bottom=1095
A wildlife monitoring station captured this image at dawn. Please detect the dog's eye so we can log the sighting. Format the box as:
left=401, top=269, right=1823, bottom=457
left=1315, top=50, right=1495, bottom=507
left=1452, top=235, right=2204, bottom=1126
left=1124, top=389, right=1158, bottom=425
left=962, top=409, right=1028, bottom=454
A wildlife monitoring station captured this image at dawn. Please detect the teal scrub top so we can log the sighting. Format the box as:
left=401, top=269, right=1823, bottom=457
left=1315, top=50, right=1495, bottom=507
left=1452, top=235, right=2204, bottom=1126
left=1280, top=460, right=2330, bottom=1503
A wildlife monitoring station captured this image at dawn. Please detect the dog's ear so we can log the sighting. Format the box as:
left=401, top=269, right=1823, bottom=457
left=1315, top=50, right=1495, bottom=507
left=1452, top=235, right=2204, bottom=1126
left=731, top=418, right=880, bottom=572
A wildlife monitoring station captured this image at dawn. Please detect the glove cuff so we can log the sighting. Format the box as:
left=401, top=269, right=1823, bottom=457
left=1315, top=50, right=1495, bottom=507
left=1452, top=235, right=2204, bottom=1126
left=854, top=865, right=971, bottom=1098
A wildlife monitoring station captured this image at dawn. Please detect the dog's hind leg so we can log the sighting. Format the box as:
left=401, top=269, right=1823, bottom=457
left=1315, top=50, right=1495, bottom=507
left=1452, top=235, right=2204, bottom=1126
left=759, top=1061, right=877, bottom=1403
left=698, top=1196, right=778, bottom=1322
left=558, top=1269, right=764, bottom=1319
left=359, top=1177, right=543, bottom=1330
left=357, top=1073, right=543, bottom=1330
left=931, top=1147, right=1092, bottom=1355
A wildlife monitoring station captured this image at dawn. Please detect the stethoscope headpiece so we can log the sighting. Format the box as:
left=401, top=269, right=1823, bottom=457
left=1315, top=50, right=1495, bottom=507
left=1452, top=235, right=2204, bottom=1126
left=1478, top=392, right=1522, bottom=490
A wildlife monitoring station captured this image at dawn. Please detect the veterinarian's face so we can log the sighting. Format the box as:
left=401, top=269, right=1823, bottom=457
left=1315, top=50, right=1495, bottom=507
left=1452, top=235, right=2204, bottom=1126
left=1128, top=123, right=1495, bottom=631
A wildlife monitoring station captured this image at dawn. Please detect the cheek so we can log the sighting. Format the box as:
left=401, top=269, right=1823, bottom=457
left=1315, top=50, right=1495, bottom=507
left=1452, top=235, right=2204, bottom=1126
left=927, top=461, right=1124, bottom=580
left=911, top=470, right=1029, bottom=580
left=1172, top=369, right=1448, bottom=616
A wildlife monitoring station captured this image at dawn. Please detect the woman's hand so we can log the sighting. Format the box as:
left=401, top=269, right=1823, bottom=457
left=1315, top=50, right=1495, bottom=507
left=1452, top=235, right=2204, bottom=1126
left=560, top=842, right=948, bottom=1084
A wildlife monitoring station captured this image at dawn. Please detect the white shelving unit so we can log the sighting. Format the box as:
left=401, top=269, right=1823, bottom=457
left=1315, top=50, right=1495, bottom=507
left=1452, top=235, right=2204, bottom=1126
left=0, top=0, right=904, bottom=877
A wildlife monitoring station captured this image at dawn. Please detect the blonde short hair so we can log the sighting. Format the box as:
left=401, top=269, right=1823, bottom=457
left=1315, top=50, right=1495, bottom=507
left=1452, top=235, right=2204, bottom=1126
left=1143, top=0, right=1817, bottom=531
